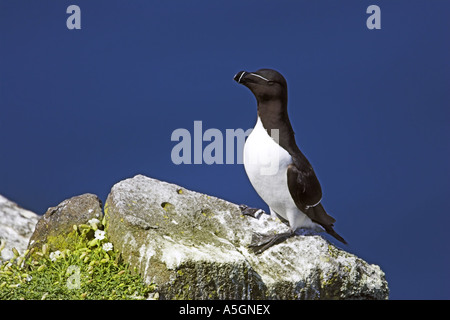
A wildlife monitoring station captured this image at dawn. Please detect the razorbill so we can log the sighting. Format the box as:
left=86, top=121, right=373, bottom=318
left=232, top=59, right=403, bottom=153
left=234, top=69, right=346, bottom=253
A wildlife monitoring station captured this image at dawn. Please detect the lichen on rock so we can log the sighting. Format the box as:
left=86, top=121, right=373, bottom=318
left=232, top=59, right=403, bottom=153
left=27, top=194, right=103, bottom=252
left=0, top=175, right=389, bottom=300
left=105, top=175, right=389, bottom=300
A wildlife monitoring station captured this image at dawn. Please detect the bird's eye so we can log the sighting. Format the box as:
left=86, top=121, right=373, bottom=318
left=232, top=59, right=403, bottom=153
left=267, top=81, right=275, bottom=85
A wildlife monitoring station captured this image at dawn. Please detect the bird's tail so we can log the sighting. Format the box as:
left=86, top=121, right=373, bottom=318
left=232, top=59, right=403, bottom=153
left=311, top=204, right=347, bottom=245
left=323, top=225, right=347, bottom=245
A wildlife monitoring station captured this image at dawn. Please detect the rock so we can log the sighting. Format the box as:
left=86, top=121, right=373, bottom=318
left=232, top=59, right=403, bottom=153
left=28, top=193, right=103, bottom=252
left=0, top=195, right=39, bottom=261
left=105, top=175, right=389, bottom=299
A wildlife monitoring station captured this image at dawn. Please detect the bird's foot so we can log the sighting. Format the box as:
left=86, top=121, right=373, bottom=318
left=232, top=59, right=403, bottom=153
left=239, top=204, right=265, bottom=219
left=248, top=230, right=295, bottom=254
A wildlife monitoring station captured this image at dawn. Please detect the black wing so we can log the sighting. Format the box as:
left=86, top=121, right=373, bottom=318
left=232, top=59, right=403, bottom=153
left=286, top=163, right=322, bottom=212
left=286, top=163, right=347, bottom=244
left=258, top=113, right=347, bottom=244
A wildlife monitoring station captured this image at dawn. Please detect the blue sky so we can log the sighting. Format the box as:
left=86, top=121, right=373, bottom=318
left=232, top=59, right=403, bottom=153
left=1, top=1, right=449, bottom=299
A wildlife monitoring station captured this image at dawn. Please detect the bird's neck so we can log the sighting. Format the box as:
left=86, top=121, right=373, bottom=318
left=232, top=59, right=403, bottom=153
left=256, top=99, right=311, bottom=168
left=257, top=99, right=290, bottom=133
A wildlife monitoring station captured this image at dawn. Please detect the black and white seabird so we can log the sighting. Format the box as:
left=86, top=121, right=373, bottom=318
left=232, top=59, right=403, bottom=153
left=234, top=69, right=346, bottom=253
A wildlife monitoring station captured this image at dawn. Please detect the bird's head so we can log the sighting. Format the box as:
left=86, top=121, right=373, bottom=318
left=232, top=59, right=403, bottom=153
left=234, top=69, right=287, bottom=104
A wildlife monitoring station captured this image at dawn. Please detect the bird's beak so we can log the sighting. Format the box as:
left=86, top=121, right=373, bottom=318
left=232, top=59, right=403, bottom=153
left=233, top=71, right=248, bottom=84
left=234, top=71, right=270, bottom=84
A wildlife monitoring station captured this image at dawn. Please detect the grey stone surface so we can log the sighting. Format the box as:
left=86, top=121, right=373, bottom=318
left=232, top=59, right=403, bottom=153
left=105, top=175, right=389, bottom=299
left=27, top=193, right=103, bottom=252
left=0, top=195, right=39, bottom=261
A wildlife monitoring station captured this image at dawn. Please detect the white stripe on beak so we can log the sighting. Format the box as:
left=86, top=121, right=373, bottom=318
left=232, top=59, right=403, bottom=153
left=238, top=72, right=246, bottom=83
left=249, top=73, right=270, bottom=82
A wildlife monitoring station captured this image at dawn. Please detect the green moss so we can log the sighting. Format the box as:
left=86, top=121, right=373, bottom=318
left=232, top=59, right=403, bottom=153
left=0, top=222, right=156, bottom=300
left=45, top=230, right=87, bottom=253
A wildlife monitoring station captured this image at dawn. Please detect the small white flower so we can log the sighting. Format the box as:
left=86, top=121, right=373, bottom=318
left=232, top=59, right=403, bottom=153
left=88, top=218, right=100, bottom=225
left=94, top=230, right=106, bottom=241
left=26, top=275, right=32, bottom=282
left=102, top=242, right=113, bottom=252
left=49, top=250, right=61, bottom=262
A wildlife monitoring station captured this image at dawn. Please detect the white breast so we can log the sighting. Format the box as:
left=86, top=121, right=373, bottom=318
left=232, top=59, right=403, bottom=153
left=243, top=117, right=317, bottom=230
